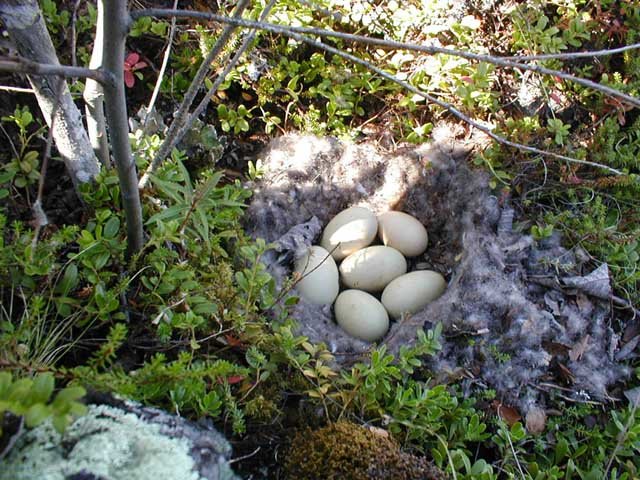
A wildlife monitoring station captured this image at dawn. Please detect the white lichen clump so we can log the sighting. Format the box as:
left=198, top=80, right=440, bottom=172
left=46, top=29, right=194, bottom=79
left=1, top=404, right=204, bottom=480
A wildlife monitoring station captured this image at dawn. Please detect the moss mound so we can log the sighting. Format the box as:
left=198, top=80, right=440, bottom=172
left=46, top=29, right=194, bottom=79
left=284, top=421, right=444, bottom=480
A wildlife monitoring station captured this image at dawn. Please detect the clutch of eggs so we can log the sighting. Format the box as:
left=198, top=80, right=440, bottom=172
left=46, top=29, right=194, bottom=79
left=294, top=207, right=446, bottom=342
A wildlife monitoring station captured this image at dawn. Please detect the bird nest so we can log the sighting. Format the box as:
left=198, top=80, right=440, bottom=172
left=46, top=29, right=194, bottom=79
left=244, top=130, right=628, bottom=412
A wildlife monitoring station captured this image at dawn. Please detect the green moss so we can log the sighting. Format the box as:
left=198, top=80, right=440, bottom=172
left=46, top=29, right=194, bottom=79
left=284, top=421, right=444, bottom=480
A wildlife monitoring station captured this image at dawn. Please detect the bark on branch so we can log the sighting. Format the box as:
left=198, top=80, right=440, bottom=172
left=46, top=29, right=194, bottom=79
left=101, top=0, right=144, bottom=257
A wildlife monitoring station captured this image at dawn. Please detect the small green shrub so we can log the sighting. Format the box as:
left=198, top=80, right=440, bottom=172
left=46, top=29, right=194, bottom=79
left=0, top=372, right=86, bottom=434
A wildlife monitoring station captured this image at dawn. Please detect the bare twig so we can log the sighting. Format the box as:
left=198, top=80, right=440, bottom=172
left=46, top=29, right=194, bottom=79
left=140, top=0, right=250, bottom=188
left=0, top=56, right=113, bottom=86
left=144, top=0, right=179, bottom=131
left=289, top=35, right=627, bottom=175
left=101, top=0, right=144, bottom=257
left=504, top=42, right=640, bottom=61
left=70, top=0, right=82, bottom=69
left=0, top=84, right=34, bottom=93
left=130, top=10, right=640, bottom=109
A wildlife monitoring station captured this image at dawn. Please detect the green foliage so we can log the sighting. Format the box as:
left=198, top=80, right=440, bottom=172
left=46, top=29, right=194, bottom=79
left=0, top=372, right=86, bottom=434
left=39, top=0, right=70, bottom=34
left=1, top=106, right=44, bottom=192
left=216, top=104, right=254, bottom=134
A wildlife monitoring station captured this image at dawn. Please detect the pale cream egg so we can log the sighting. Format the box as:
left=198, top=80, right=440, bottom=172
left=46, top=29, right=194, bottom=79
left=334, top=289, right=389, bottom=342
left=293, top=246, right=340, bottom=305
left=320, top=206, right=378, bottom=260
left=377, top=211, right=429, bottom=257
left=381, top=270, right=446, bottom=319
left=339, top=246, right=407, bottom=292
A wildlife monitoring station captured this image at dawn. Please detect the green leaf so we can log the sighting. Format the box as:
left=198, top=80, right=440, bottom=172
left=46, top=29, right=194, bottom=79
left=0, top=372, right=12, bottom=397
left=56, top=264, right=79, bottom=295
left=53, top=386, right=86, bottom=406
left=24, top=403, right=50, bottom=427
left=103, top=216, right=120, bottom=239
left=31, top=373, right=55, bottom=404
left=52, top=414, right=69, bottom=433
left=146, top=204, right=189, bottom=225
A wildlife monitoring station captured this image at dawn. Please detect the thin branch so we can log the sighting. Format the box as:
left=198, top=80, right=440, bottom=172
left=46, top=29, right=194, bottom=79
left=70, top=0, right=82, bottom=69
left=315, top=40, right=626, bottom=175
left=144, top=0, right=179, bottom=130
left=101, top=0, right=144, bottom=257
left=130, top=10, right=640, bottom=109
left=504, top=42, right=640, bottom=61
left=140, top=0, right=249, bottom=188
left=0, top=56, right=114, bottom=86
left=0, top=84, right=34, bottom=93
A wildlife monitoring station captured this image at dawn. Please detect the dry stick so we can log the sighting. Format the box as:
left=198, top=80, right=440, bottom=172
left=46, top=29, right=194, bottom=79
left=168, top=0, right=278, bottom=159
left=144, top=0, right=179, bottom=131
left=0, top=56, right=113, bottom=86
left=130, top=10, right=640, bottom=109
left=140, top=0, right=250, bottom=189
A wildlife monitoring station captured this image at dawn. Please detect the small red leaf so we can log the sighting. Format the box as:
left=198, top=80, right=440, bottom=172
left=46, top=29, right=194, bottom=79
left=226, top=375, right=245, bottom=384
left=133, top=61, right=148, bottom=70
left=124, top=70, right=135, bottom=88
left=125, top=52, right=140, bottom=67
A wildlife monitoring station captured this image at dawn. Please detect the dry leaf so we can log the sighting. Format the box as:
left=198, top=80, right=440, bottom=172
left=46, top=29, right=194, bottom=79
left=563, top=264, right=612, bottom=300
left=557, top=362, right=575, bottom=383
left=525, top=407, right=547, bottom=434
left=569, top=335, right=591, bottom=362
left=492, top=400, right=521, bottom=426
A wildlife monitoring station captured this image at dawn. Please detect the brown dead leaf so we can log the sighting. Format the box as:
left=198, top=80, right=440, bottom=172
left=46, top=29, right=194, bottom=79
left=557, top=362, right=575, bottom=383
left=543, top=341, right=571, bottom=356
left=525, top=407, right=547, bottom=434
left=492, top=400, right=521, bottom=426
left=76, top=286, right=93, bottom=299
left=569, top=335, right=591, bottom=362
